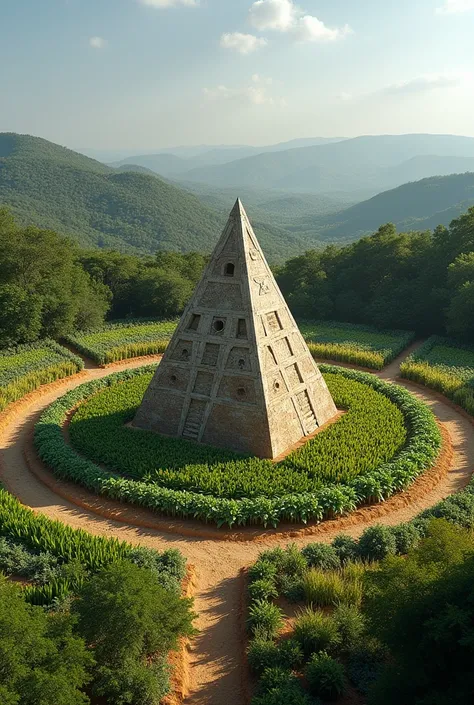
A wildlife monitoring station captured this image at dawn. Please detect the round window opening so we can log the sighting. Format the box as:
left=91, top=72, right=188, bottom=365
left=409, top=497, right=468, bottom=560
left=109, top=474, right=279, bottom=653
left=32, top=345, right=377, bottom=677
left=181, top=349, right=189, bottom=359
left=238, top=358, right=246, bottom=369
left=213, top=319, right=225, bottom=332
left=273, top=381, right=280, bottom=390
left=170, top=374, right=177, bottom=383
left=237, top=387, right=246, bottom=398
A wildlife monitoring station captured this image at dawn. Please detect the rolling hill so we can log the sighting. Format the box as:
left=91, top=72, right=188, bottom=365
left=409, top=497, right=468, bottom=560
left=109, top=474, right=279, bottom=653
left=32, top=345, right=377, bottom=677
left=300, top=172, right=474, bottom=241
left=180, top=134, right=474, bottom=193
left=110, top=137, right=345, bottom=179
left=0, top=132, right=307, bottom=262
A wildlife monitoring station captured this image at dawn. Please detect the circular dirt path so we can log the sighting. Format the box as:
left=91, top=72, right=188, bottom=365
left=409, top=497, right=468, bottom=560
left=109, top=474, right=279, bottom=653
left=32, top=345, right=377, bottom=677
left=0, top=345, right=473, bottom=704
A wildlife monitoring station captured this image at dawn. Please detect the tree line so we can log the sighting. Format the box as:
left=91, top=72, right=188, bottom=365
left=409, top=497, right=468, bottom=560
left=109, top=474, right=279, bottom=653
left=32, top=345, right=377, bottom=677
left=0, top=204, right=473, bottom=347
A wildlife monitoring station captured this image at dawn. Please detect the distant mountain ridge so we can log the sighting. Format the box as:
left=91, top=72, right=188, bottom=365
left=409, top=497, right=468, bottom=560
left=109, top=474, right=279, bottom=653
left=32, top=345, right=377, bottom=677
left=0, top=132, right=306, bottom=261
left=110, top=137, right=345, bottom=178
left=178, top=134, right=474, bottom=194
left=300, top=172, right=474, bottom=241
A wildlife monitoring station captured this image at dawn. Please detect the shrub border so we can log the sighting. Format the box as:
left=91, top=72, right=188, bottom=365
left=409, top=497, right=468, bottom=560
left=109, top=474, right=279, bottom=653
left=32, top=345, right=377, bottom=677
left=34, top=365, right=441, bottom=528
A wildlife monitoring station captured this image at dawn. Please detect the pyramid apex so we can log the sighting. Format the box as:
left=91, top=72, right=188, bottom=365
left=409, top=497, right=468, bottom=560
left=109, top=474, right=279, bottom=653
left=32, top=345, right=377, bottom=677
left=231, top=197, right=247, bottom=218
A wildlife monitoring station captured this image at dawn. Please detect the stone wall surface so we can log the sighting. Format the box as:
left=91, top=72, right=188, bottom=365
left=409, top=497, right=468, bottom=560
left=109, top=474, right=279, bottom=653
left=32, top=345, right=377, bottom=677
left=133, top=199, right=337, bottom=458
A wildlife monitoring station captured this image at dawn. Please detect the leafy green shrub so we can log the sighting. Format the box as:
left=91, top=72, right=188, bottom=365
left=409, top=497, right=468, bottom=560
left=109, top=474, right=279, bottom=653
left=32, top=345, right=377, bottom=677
left=93, top=657, right=170, bottom=705
left=278, top=574, right=304, bottom=603
left=305, top=651, right=346, bottom=701
left=420, top=492, right=474, bottom=529
left=301, top=542, right=340, bottom=570
left=247, top=599, right=284, bottom=639
left=248, top=560, right=278, bottom=584
left=248, top=579, right=279, bottom=603
left=251, top=682, right=317, bottom=705
left=276, top=638, right=304, bottom=670
left=347, top=639, right=386, bottom=695
left=332, top=535, right=359, bottom=564
left=293, top=608, right=341, bottom=657
left=391, top=523, right=422, bottom=554
left=332, top=604, right=366, bottom=653
left=358, top=525, right=397, bottom=562
left=278, top=544, right=308, bottom=578
left=258, top=667, right=298, bottom=694
left=247, top=638, right=280, bottom=675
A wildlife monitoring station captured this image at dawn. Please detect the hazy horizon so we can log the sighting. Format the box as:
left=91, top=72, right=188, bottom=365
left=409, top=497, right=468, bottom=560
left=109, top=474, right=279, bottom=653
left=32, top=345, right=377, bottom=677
left=3, top=1, right=474, bottom=149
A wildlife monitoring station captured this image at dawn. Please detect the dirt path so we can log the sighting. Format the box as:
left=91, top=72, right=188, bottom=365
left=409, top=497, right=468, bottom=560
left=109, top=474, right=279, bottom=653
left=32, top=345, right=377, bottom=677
left=0, top=345, right=473, bottom=705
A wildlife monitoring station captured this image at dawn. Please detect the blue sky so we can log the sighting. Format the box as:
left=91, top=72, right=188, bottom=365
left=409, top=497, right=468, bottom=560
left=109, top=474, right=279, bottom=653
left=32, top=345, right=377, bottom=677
left=2, top=0, right=474, bottom=150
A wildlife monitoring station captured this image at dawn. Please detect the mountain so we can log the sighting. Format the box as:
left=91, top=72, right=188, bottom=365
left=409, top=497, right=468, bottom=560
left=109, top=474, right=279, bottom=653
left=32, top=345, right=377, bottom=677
left=181, top=134, right=474, bottom=193
left=110, top=137, right=345, bottom=179
left=300, top=172, right=474, bottom=241
left=0, top=132, right=306, bottom=261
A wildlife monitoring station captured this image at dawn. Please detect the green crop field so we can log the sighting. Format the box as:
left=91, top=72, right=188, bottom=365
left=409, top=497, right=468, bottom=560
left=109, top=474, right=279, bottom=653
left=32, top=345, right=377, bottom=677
left=34, top=365, right=440, bottom=527
left=0, top=341, right=83, bottom=413
left=401, top=336, right=474, bottom=416
left=64, top=320, right=178, bottom=365
left=65, top=318, right=414, bottom=370
left=299, top=321, right=415, bottom=370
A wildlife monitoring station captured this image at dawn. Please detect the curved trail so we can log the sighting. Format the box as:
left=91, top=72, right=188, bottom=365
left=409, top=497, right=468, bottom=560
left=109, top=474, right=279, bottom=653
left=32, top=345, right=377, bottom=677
left=0, top=346, right=473, bottom=704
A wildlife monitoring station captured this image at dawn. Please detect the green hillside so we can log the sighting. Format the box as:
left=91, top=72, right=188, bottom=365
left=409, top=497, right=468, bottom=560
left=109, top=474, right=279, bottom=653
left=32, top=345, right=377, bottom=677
left=0, top=133, right=304, bottom=261
left=302, top=172, right=474, bottom=241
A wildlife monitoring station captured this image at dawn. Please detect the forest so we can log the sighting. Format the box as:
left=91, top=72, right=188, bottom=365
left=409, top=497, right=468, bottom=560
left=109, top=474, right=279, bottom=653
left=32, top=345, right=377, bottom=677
left=1, top=203, right=473, bottom=348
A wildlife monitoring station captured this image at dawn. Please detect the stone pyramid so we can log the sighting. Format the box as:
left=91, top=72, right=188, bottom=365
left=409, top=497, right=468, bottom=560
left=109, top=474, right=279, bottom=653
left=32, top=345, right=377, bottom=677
left=133, top=199, right=337, bottom=459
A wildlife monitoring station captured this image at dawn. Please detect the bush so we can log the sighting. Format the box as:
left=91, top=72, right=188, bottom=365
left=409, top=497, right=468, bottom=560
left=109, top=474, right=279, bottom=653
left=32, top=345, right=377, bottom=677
left=301, top=543, right=340, bottom=570
left=248, top=579, right=279, bottom=603
left=93, top=657, right=170, bottom=705
left=276, top=638, right=304, bottom=670
left=305, top=652, right=346, bottom=701
left=358, top=525, right=397, bottom=562
left=332, top=604, right=366, bottom=653
left=391, top=523, right=421, bottom=554
left=257, top=548, right=286, bottom=571
left=279, top=544, right=308, bottom=578
left=293, top=608, right=341, bottom=658
left=247, top=599, right=284, bottom=639
left=248, top=560, right=278, bottom=584
left=347, top=639, right=386, bottom=695
left=332, top=535, right=359, bottom=564
left=278, top=574, right=304, bottom=603
left=251, top=682, right=317, bottom=705
left=247, top=638, right=280, bottom=675
left=258, top=667, right=298, bottom=694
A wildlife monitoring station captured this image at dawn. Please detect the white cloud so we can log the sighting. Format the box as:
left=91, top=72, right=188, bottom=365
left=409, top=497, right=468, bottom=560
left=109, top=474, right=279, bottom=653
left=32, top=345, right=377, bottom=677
left=293, top=16, right=353, bottom=42
left=249, top=0, right=296, bottom=31
left=203, top=76, right=285, bottom=107
left=252, top=73, right=273, bottom=85
left=220, top=32, right=267, bottom=55
left=248, top=0, right=352, bottom=42
left=436, top=0, right=474, bottom=14
left=137, top=0, right=198, bottom=8
left=89, top=36, right=107, bottom=49
left=383, top=73, right=465, bottom=95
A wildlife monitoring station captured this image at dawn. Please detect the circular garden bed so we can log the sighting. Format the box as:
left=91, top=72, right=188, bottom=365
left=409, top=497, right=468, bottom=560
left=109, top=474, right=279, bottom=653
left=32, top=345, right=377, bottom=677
left=34, top=365, right=442, bottom=528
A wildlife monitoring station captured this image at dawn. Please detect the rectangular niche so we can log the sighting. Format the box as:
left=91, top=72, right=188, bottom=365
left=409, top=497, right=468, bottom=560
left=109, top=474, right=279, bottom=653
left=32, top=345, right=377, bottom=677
left=236, top=318, right=248, bottom=339
left=193, top=371, right=214, bottom=396
left=266, top=311, right=283, bottom=334
left=201, top=343, right=220, bottom=367
left=187, top=314, right=201, bottom=331
left=285, top=362, right=303, bottom=388
left=274, top=336, right=293, bottom=362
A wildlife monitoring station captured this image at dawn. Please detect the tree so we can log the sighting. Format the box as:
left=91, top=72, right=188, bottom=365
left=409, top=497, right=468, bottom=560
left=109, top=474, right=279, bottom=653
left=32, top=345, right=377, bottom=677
left=363, top=520, right=474, bottom=705
left=0, top=576, right=92, bottom=705
left=74, top=561, right=196, bottom=705
left=0, top=284, right=42, bottom=347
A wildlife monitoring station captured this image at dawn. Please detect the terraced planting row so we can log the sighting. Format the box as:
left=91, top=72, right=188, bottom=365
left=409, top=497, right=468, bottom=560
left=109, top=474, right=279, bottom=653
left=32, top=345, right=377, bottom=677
left=64, top=319, right=178, bottom=365
left=64, top=319, right=414, bottom=369
left=401, top=336, right=474, bottom=417
left=34, top=364, right=441, bottom=527
left=0, top=340, right=83, bottom=412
